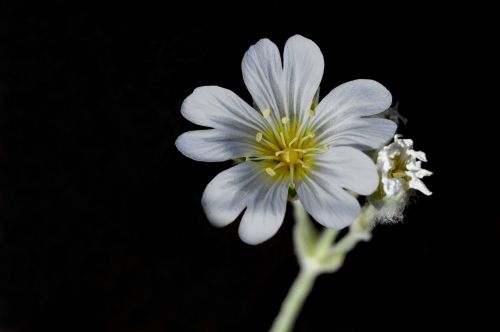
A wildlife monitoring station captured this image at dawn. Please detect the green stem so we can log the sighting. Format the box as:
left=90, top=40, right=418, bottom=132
left=269, top=269, right=318, bottom=332
left=333, top=204, right=376, bottom=253
left=270, top=201, right=377, bottom=332
left=316, top=228, right=338, bottom=253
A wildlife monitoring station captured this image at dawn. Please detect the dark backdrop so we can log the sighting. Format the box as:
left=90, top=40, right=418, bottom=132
left=0, top=3, right=496, bottom=332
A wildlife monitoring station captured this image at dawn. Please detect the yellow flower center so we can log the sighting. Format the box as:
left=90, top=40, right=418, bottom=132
left=279, top=147, right=300, bottom=165
left=389, top=154, right=409, bottom=179
left=248, top=110, right=328, bottom=189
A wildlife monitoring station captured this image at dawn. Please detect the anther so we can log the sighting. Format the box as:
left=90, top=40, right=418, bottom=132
left=281, top=117, right=289, bottom=125
left=262, top=109, right=271, bottom=118
left=320, top=145, right=329, bottom=152
left=265, top=168, right=276, bottom=176
left=308, top=109, right=315, bottom=117
left=255, top=132, right=263, bottom=142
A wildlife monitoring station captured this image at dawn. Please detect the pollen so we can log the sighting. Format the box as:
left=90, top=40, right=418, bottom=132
left=256, top=132, right=263, bottom=142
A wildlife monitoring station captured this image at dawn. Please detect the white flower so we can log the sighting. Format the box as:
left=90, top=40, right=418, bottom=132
left=377, top=134, right=433, bottom=198
left=176, top=35, right=396, bottom=244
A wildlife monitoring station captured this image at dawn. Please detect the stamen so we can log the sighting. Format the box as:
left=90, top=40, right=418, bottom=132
left=262, top=108, right=271, bottom=118
left=298, top=160, right=310, bottom=169
left=260, top=137, right=280, bottom=151
left=284, top=150, right=290, bottom=163
left=308, top=109, right=315, bottom=117
left=254, top=114, right=322, bottom=183
left=294, top=146, right=329, bottom=154
left=275, top=150, right=285, bottom=157
left=273, top=162, right=286, bottom=170
left=279, top=132, right=287, bottom=148
left=261, top=111, right=282, bottom=141
left=288, top=135, right=299, bottom=147
left=299, top=133, right=315, bottom=144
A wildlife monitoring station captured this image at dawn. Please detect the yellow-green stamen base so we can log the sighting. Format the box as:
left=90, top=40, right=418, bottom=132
left=248, top=109, right=327, bottom=189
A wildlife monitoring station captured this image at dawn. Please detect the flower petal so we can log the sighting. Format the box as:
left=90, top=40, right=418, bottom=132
left=313, top=146, right=379, bottom=195
left=175, top=129, right=254, bottom=162
left=414, top=169, right=433, bottom=178
left=408, top=178, right=433, bottom=196
left=314, top=79, right=392, bottom=121
left=238, top=180, right=288, bottom=245
left=316, top=118, right=397, bottom=150
left=382, top=177, right=403, bottom=197
left=181, top=86, right=266, bottom=135
left=312, top=80, right=393, bottom=148
left=201, top=163, right=262, bottom=227
left=297, top=176, right=361, bottom=229
left=283, top=35, right=324, bottom=120
left=408, top=149, right=427, bottom=162
left=241, top=38, right=286, bottom=118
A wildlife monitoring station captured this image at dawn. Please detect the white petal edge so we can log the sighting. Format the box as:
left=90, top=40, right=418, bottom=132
left=312, top=146, right=379, bottom=195
left=297, top=176, right=361, bottom=229
left=201, top=163, right=262, bottom=227
left=181, top=86, right=266, bottom=135
left=283, top=35, right=324, bottom=120
left=312, top=79, right=392, bottom=130
left=316, top=118, right=397, bottom=150
left=241, top=38, right=286, bottom=119
left=238, top=179, right=288, bottom=245
left=175, top=129, right=254, bottom=162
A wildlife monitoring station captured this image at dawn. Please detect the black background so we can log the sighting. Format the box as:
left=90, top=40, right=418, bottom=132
left=0, top=3, right=496, bottom=332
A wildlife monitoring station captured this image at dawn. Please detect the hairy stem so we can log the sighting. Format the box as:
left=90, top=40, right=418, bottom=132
left=269, top=269, right=318, bottom=332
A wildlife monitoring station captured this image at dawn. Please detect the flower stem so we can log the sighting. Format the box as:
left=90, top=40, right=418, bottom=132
left=269, top=269, right=318, bottom=332
left=269, top=201, right=377, bottom=332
